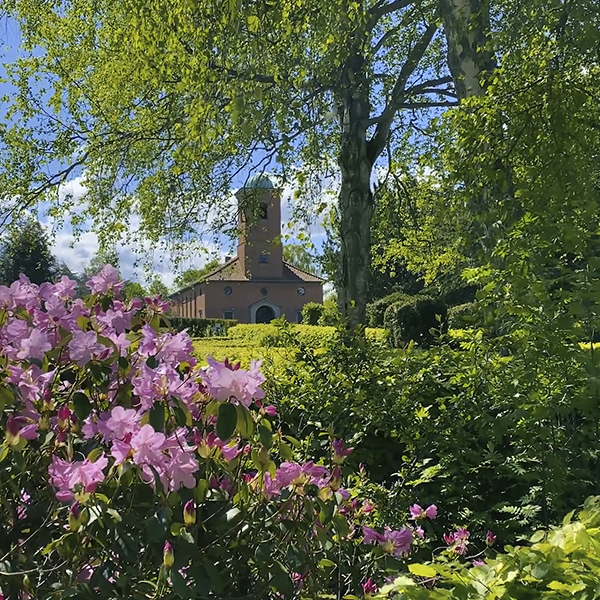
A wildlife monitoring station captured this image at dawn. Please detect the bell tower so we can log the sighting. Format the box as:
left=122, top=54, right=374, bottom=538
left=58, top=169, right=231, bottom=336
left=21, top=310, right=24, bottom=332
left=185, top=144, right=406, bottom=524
left=235, top=174, right=283, bottom=279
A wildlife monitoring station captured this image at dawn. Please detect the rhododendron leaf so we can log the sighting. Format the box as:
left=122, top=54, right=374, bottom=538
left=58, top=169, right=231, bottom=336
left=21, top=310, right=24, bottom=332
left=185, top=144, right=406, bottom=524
left=118, top=356, right=129, bottom=370
left=87, top=447, right=104, bottom=462
left=284, top=435, right=301, bottom=447
left=270, top=561, right=294, bottom=597
left=258, top=425, right=273, bottom=449
left=171, top=570, right=194, bottom=598
left=235, top=404, right=255, bottom=438
left=278, top=441, right=294, bottom=461
left=0, top=444, right=8, bottom=463
left=146, top=355, right=159, bottom=369
left=149, top=402, right=166, bottom=432
left=318, top=558, right=336, bottom=569
left=0, top=386, right=14, bottom=412
left=204, top=400, right=220, bottom=417
left=408, top=563, right=437, bottom=578
left=260, top=418, right=272, bottom=432
left=172, top=403, right=189, bottom=428
left=217, top=403, right=237, bottom=442
left=332, top=513, right=350, bottom=537
left=72, top=392, right=92, bottom=421
left=170, top=522, right=184, bottom=536
left=195, top=479, right=209, bottom=503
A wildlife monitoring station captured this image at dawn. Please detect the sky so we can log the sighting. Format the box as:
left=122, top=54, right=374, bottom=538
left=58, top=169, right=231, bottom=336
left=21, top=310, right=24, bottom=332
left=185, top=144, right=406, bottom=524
left=0, top=18, right=332, bottom=290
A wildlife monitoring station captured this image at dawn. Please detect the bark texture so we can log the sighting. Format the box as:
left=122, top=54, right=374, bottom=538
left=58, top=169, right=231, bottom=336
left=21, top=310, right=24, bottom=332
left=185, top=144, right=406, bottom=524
left=337, top=54, right=374, bottom=329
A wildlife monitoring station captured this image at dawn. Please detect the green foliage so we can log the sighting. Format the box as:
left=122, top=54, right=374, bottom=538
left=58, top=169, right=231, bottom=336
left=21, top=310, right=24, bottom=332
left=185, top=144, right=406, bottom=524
left=168, top=317, right=238, bottom=338
left=301, top=302, right=324, bottom=325
left=283, top=244, right=320, bottom=275
left=173, top=260, right=221, bottom=290
left=447, top=302, right=478, bottom=330
left=122, top=280, right=147, bottom=301
left=384, top=296, right=448, bottom=348
left=367, top=292, right=412, bottom=328
left=148, top=277, right=170, bottom=297
left=228, top=323, right=385, bottom=347
left=380, top=496, right=600, bottom=600
left=0, top=217, right=58, bottom=285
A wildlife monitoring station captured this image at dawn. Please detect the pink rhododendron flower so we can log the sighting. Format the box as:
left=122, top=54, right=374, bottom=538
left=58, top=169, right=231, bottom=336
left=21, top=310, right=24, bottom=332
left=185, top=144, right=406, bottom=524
left=332, top=439, right=353, bottom=464
left=68, top=330, right=105, bottom=365
left=409, top=503, right=437, bottom=520
left=443, top=532, right=455, bottom=545
left=362, top=500, right=375, bottom=513
left=486, top=530, right=497, bottom=546
left=362, top=526, right=385, bottom=545
left=49, top=455, right=108, bottom=501
left=201, top=356, right=265, bottom=407
left=17, top=328, right=51, bottom=360
left=473, top=559, right=485, bottom=566
left=425, top=504, right=437, bottom=519
left=362, top=579, right=378, bottom=595
left=87, top=264, right=123, bottom=294
left=362, top=526, right=413, bottom=557
left=130, top=424, right=166, bottom=465
left=106, top=407, right=141, bottom=440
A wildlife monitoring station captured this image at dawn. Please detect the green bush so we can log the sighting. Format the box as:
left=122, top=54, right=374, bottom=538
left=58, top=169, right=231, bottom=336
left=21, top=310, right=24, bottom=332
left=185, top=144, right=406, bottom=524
left=447, top=302, right=478, bottom=330
left=367, top=292, right=411, bottom=327
left=379, top=496, right=600, bottom=600
left=228, top=323, right=385, bottom=347
left=168, top=316, right=238, bottom=337
left=384, top=295, right=447, bottom=348
left=301, top=302, right=323, bottom=325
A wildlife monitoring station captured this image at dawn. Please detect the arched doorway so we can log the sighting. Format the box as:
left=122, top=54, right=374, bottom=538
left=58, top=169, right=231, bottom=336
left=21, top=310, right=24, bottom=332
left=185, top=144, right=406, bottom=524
left=255, top=305, right=275, bottom=323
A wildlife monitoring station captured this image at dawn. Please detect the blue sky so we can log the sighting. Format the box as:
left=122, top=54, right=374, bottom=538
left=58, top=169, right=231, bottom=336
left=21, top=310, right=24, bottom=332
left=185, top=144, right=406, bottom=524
left=0, top=18, right=331, bottom=289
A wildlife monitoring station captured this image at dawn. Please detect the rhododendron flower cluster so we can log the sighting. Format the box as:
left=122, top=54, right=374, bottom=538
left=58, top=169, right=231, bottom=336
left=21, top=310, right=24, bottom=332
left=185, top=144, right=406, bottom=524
left=362, top=525, right=413, bottom=557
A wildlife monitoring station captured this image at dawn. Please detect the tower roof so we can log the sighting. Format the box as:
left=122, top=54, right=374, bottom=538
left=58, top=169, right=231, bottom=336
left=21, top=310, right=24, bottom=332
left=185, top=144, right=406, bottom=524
left=244, top=173, right=275, bottom=189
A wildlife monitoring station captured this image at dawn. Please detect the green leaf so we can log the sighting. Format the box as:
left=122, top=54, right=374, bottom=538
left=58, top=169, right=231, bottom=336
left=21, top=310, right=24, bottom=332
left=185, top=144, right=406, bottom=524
left=149, top=401, right=166, bottom=432
left=408, top=564, right=437, bottom=578
left=258, top=424, right=273, bottom=449
left=72, top=392, right=92, bottom=421
left=216, top=402, right=237, bottom=441
left=0, top=385, right=15, bottom=412
left=235, top=404, right=255, bottom=437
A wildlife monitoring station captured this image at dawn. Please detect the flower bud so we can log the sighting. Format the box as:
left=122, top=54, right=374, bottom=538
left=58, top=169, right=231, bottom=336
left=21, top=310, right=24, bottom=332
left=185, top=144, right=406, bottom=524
left=163, top=541, right=174, bottom=569
left=486, top=530, right=497, bottom=547
left=68, top=502, right=84, bottom=531
left=183, top=499, right=196, bottom=526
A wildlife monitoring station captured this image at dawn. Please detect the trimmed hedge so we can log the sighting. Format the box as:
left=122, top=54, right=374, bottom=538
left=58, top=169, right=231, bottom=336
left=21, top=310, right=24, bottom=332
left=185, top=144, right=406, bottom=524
left=447, top=302, right=478, bottom=329
left=227, top=323, right=386, bottom=346
left=301, top=302, right=324, bottom=325
left=384, top=295, right=447, bottom=348
left=366, top=292, right=411, bottom=328
left=168, top=316, right=238, bottom=337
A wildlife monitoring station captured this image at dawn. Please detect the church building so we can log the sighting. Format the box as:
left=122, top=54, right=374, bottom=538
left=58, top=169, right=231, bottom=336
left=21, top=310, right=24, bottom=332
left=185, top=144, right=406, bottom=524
left=169, top=174, right=324, bottom=323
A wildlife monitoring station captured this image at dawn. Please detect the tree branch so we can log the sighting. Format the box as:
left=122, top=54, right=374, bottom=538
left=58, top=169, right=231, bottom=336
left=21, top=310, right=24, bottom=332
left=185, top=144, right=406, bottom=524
left=367, top=22, right=439, bottom=161
left=406, top=75, right=453, bottom=94
left=371, top=22, right=404, bottom=56
left=369, top=0, right=417, bottom=26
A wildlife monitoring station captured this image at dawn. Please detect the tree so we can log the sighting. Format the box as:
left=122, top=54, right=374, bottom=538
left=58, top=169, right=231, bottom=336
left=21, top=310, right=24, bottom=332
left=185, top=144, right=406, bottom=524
left=0, top=0, right=457, bottom=327
left=173, top=259, right=221, bottom=290
left=283, top=243, right=320, bottom=275
left=0, top=217, right=58, bottom=285
left=148, top=277, right=170, bottom=297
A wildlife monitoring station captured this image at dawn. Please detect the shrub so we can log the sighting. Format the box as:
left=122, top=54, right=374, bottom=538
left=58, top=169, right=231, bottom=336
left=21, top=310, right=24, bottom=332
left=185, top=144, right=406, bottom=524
left=384, top=295, right=447, bottom=348
left=168, top=316, right=237, bottom=337
left=366, top=292, right=411, bottom=328
left=447, top=302, right=478, bottom=330
left=301, top=302, right=323, bottom=325
left=379, top=496, right=600, bottom=600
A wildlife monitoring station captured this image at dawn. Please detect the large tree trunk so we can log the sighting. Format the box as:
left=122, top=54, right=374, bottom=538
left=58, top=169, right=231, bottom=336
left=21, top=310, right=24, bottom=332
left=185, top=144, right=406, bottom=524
left=337, top=57, right=374, bottom=329
left=439, top=0, right=495, bottom=100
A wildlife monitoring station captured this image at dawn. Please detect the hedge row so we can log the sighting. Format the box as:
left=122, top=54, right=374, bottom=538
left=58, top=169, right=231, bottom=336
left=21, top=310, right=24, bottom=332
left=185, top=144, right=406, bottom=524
left=227, top=323, right=386, bottom=346
left=167, top=316, right=238, bottom=337
left=384, top=295, right=448, bottom=348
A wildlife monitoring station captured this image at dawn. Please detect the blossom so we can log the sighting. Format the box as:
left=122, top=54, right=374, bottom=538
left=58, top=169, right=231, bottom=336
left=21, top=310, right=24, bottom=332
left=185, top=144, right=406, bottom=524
left=183, top=500, right=196, bottom=526
left=130, top=424, right=166, bottom=466
left=48, top=455, right=108, bottom=501
left=106, top=407, right=140, bottom=440
left=163, top=541, right=174, bottom=569
left=6, top=416, right=38, bottom=445
left=362, top=526, right=413, bottom=557
left=87, top=265, right=123, bottom=295
left=362, top=579, right=378, bottom=595
left=409, top=503, right=437, bottom=520
left=443, top=532, right=455, bottom=545
left=472, top=559, right=485, bottom=567
left=17, top=328, right=51, bottom=360
left=486, top=530, right=497, bottom=546
left=201, top=356, right=265, bottom=407
left=332, top=439, right=353, bottom=464
left=68, top=330, right=105, bottom=365
left=361, top=500, right=375, bottom=513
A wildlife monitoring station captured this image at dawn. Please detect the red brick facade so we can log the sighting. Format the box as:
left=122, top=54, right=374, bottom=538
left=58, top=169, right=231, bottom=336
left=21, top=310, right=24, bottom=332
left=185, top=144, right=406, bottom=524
left=170, top=176, right=324, bottom=323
